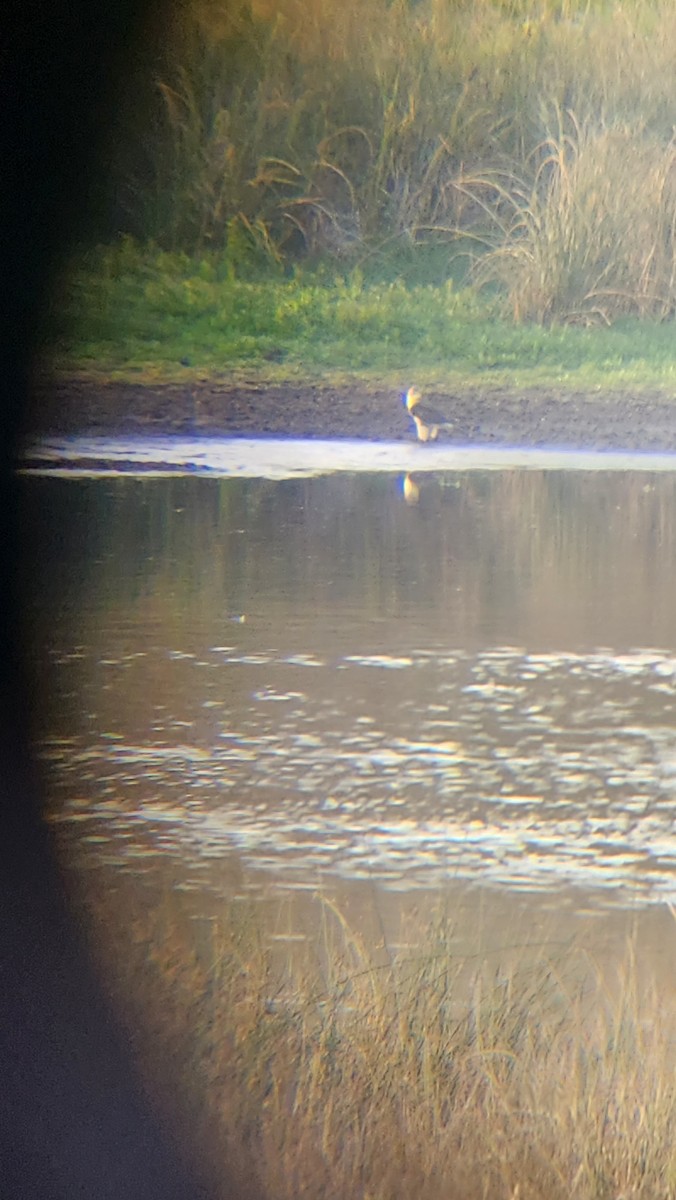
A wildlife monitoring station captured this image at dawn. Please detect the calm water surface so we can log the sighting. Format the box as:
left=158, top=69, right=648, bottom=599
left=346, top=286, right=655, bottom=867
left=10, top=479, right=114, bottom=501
left=22, top=460, right=676, bottom=963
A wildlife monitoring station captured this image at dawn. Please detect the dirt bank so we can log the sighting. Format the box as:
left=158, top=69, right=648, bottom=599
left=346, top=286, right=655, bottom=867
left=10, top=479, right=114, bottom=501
left=26, top=376, right=676, bottom=452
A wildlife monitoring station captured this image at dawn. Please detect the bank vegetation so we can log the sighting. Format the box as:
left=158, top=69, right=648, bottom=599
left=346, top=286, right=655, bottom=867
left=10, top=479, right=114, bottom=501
left=85, top=890, right=676, bottom=1200
left=90, top=0, right=676, bottom=327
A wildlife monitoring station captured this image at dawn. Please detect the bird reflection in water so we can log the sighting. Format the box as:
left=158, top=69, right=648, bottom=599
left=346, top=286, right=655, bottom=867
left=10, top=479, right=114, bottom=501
left=401, top=472, right=462, bottom=508
left=402, top=473, right=421, bottom=505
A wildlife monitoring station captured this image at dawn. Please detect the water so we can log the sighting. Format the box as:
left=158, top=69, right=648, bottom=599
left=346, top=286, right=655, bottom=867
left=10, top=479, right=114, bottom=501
left=20, top=448, right=676, bottom=963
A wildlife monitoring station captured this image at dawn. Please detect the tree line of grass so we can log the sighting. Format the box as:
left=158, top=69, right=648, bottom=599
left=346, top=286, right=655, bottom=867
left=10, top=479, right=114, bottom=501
left=96, top=0, right=676, bottom=325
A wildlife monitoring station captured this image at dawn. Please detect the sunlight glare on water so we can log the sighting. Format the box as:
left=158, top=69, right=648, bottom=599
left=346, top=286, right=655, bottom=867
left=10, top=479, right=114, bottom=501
left=22, top=462, right=676, bottom=927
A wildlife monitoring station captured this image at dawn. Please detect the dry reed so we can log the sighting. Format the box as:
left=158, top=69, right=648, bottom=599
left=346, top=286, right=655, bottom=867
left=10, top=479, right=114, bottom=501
left=82, top=887, right=676, bottom=1200
left=101, top=0, right=676, bottom=324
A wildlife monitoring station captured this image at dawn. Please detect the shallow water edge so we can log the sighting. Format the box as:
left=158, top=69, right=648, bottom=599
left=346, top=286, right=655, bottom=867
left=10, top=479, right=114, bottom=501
left=21, top=435, right=676, bottom=478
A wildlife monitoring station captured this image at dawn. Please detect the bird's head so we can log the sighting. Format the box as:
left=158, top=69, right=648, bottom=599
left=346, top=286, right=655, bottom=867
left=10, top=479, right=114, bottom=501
left=403, top=386, right=422, bottom=412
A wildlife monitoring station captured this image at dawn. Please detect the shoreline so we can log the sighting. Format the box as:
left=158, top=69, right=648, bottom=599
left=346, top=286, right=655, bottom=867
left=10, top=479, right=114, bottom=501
left=27, top=375, right=676, bottom=453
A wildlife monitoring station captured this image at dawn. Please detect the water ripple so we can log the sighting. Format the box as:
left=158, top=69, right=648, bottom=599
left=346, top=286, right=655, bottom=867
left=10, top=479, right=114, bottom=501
left=44, top=646, right=676, bottom=907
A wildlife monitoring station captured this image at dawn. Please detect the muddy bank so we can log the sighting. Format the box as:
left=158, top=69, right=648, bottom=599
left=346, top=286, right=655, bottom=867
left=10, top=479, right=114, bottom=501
left=26, top=376, right=676, bottom=452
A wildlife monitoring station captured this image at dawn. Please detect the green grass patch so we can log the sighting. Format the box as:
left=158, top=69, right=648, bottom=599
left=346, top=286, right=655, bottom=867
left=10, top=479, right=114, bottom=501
left=45, top=243, right=676, bottom=393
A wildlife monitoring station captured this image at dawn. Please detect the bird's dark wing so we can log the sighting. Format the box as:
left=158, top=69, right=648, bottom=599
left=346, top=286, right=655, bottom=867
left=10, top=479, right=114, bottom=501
left=416, top=401, right=454, bottom=426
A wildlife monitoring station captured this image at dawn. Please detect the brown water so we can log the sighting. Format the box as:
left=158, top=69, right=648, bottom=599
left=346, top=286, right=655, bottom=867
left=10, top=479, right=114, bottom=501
left=21, top=463, right=676, bottom=967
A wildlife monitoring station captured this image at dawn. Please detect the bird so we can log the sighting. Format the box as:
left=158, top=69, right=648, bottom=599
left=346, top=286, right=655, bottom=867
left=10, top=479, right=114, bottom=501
left=403, top=387, right=454, bottom=442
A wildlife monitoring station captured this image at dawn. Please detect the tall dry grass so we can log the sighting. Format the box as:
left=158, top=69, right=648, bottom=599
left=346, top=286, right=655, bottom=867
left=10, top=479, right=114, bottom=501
left=84, top=888, right=676, bottom=1200
left=467, top=112, right=676, bottom=323
left=113, top=1, right=676, bottom=290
